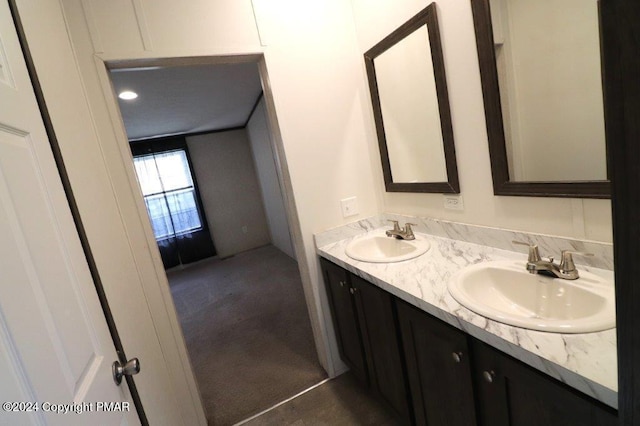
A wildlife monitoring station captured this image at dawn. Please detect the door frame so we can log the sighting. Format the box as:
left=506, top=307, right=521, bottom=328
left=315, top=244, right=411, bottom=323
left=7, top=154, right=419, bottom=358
left=95, top=52, right=326, bottom=420
left=102, top=53, right=319, bottom=344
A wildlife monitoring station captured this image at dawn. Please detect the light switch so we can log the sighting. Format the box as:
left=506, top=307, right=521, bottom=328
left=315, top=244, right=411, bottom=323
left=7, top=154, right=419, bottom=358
left=341, top=197, right=359, bottom=218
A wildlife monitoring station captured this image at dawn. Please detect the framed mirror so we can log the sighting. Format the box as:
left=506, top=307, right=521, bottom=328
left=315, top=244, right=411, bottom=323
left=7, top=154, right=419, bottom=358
left=364, top=3, right=460, bottom=193
left=471, top=0, right=610, bottom=198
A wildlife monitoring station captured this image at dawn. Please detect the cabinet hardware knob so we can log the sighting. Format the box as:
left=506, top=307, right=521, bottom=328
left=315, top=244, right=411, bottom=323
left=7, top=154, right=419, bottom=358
left=452, top=352, right=463, bottom=363
left=349, top=287, right=356, bottom=295
left=339, top=281, right=345, bottom=287
left=483, top=370, right=496, bottom=383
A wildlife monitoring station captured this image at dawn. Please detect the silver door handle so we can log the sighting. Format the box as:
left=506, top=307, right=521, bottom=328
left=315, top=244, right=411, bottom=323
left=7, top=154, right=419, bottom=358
left=112, top=358, right=140, bottom=385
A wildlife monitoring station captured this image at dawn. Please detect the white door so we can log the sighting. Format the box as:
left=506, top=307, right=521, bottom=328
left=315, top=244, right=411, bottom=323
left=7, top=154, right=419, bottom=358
left=0, top=2, right=138, bottom=425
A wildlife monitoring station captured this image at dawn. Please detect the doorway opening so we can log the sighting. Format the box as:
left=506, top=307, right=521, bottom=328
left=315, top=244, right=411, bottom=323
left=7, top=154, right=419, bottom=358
left=107, top=58, right=326, bottom=425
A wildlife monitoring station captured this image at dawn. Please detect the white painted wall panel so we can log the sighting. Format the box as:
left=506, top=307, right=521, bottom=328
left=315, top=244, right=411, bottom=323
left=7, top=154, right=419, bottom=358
left=142, top=0, right=260, bottom=50
left=247, top=98, right=295, bottom=259
left=81, top=0, right=145, bottom=53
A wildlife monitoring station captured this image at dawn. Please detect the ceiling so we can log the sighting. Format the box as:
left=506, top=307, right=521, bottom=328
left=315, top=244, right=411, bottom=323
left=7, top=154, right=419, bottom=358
left=109, top=62, right=263, bottom=141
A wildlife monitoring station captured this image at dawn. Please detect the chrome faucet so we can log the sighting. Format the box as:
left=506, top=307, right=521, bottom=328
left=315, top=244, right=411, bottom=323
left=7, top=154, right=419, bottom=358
left=386, top=220, right=417, bottom=240
left=513, top=241, right=594, bottom=280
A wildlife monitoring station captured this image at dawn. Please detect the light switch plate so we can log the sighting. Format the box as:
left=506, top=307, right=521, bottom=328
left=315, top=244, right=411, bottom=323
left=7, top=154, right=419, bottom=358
left=444, top=195, right=464, bottom=211
left=341, top=197, right=359, bottom=218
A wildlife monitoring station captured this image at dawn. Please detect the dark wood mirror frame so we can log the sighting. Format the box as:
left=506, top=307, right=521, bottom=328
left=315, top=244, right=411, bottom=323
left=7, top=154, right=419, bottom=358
left=364, top=3, right=460, bottom=194
left=470, top=0, right=611, bottom=199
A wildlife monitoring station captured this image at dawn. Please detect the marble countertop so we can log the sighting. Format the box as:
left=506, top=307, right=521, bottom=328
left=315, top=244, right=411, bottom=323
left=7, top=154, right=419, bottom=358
left=316, top=226, right=617, bottom=408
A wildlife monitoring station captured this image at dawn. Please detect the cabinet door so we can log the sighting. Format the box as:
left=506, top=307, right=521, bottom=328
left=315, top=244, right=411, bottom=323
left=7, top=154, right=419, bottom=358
left=398, top=301, right=478, bottom=426
left=320, top=258, right=368, bottom=384
left=352, top=275, right=412, bottom=424
left=471, top=340, right=617, bottom=426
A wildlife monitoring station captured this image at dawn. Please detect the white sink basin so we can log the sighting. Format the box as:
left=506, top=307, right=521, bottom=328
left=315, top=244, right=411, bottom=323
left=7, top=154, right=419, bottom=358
left=345, top=229, right=431, bottom=263
left=448, top=260, right=615, bottom=333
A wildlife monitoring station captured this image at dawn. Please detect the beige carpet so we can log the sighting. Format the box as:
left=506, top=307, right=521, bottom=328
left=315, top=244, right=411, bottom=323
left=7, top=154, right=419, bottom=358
left=167, top=245, right=327, bottom=426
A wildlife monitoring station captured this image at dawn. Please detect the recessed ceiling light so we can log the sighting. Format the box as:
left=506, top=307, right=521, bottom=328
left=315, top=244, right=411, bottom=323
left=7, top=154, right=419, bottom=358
left=118, top=91, right=138, bottom=100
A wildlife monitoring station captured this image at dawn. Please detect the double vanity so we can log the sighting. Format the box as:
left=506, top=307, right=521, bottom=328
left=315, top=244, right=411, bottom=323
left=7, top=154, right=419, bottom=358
left=331, top=3, right=614, bottom=421
left=346, top=225, right=615, bottom=335
left=316, top=215, right=617, bottom=425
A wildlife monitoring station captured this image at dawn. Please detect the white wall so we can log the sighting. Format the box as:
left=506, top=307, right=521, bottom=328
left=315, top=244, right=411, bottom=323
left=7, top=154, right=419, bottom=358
left=187, top=130, right=271, bottom=258
left=247, top=97, right=296, bottom=259
left=351, top=0, right=612, bottom=243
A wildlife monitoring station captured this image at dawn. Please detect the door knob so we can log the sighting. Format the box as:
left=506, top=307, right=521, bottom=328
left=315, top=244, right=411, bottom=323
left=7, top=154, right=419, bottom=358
left=112, top=358, right=140, bottom=385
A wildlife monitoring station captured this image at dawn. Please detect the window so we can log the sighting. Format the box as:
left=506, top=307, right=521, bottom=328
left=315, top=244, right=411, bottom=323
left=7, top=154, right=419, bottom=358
left=134, top=149, right=203, bottom=240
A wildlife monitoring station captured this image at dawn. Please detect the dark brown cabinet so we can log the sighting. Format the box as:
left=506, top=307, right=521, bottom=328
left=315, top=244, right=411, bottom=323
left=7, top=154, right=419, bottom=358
left=471, top=339, right=617, bottom=426
left=321, top=258, right=412, bottom=423
left=351, top=274, right=412, bottom=423
left=397, top=300, right=478, bottom=426
left=321, top=258, right=368, bottom=384
left=320, top=257, right=617, bottom=426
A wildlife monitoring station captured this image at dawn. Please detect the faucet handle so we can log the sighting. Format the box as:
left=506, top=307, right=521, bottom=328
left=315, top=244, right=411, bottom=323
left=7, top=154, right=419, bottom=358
left=403, top=223, right=417, bottom=239
left=388, top=220, right=400, bottom=231
left=559, top=250, right=594, bottom=274
left=512, top=240, right=541, bottom=263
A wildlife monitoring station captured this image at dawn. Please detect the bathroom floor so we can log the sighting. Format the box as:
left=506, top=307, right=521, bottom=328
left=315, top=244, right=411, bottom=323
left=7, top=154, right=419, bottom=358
left=167, top=245, right=327, bottom=425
